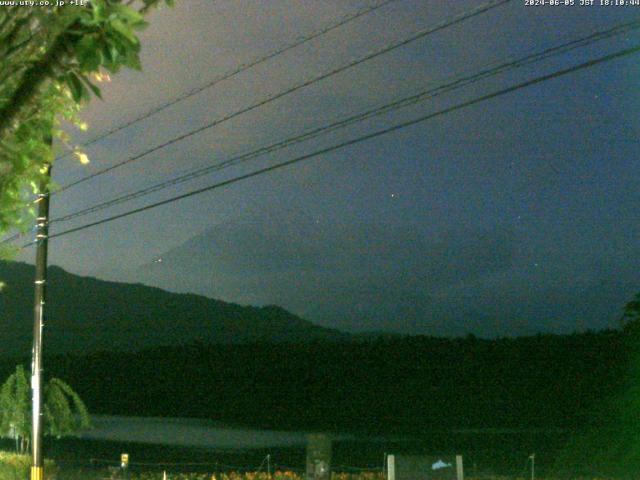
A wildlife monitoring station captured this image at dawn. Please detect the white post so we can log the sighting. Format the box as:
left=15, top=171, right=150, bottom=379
left=456, top=455, right=464, bottom=480
left=387, top=454, right=395, bottom=480
left=530, top=454, right=535, bottom=480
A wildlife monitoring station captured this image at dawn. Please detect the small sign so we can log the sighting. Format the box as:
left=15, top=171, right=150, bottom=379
left=306, top=434, right=332, bottom=480
left=387, top=454, right=463, bottom=480
left=432, top=459, right=453, bottom=470
left=121, top=453, right=129, bottom=468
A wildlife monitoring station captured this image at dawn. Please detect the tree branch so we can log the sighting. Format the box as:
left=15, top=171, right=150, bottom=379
left=0, top=29, right=71, bottom=141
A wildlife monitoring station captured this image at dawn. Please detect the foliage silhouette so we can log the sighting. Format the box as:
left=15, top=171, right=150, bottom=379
left=0, top=366, right=90, bottom=453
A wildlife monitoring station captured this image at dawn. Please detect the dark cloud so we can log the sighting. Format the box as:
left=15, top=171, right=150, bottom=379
left=123, top=209, right=517, bottom=334
left=11, top=0, right=637, bottom=337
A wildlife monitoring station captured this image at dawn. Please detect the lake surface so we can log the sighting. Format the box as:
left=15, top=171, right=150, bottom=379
left=0, top=416, right=570, bottom=475
left=80, top=415, right=311, bottom=450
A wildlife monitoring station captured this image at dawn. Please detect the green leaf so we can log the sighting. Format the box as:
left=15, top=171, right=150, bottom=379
left=91, top=1, right=106, bottom=22
left=0, top=0, right=175, bottom=237
left=110, top=19, right=138, bottom=44
left=111, top=3, right=144, bottom=24
left=66, top=73, right=87, bottom=103
left=122, top=47, right=142, bottom=70
left=75, top=36, right=102, bottom=72
left=101, top=40, right=120, bottom=65
left=78, top=74, right=102, bottom=99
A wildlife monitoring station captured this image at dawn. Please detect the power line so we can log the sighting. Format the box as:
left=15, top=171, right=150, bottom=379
left=3, top=29, right=636, bottom=247
left=0, top=0, right=423, bottom=247
left=48, top=17, right=640, bottom=225
left=27, top=43, right=640, bottom=246
left=54, top=0, right=512, bottom=193
left=0, top=0, right=400, bottom=247
left=0, top=231, right=22, bottom=245
left=55, top=0, right=400, bottom=162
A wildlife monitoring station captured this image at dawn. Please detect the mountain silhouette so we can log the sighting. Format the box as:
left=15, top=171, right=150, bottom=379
left=0, top=260, right=350, bottom=357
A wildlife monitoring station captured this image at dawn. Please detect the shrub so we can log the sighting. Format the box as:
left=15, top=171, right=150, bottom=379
left=0, top=451, right=56, bottom=480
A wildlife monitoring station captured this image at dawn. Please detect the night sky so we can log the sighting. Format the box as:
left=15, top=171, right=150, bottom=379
left=13, top=0, right=640, bottom=337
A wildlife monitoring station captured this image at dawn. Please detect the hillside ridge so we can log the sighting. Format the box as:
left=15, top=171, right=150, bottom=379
left=0, top=260, right=350, bottom=357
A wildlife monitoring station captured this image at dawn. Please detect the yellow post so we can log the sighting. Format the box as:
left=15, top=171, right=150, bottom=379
left=30, top=466, right=43, bottom=480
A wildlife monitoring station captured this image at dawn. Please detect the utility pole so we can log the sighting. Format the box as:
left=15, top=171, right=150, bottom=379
left=31, top=161, right=51, bottom=480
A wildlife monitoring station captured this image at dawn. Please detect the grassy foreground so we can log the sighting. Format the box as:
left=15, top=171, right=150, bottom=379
left=2, top=452, right=630, bottom=480
left=0, top=452, right=385, bottom=480
left=0, top=452, right=57, bottom=480
left=125, top=473, right=383, bottom=480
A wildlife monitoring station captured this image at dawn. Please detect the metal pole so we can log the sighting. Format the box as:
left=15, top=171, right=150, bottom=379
left=530, top=453, right=535, bottom=480
left=31, top=162, right=51, bottom=480
left=387, top=454, right=395, bottom=480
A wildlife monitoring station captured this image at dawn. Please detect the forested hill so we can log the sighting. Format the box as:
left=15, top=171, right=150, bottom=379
left=0, top=330, right=629, bottom=434
left=1, top=260, right=635, bottom=435
left=0, top=260, right=350, bottom=357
